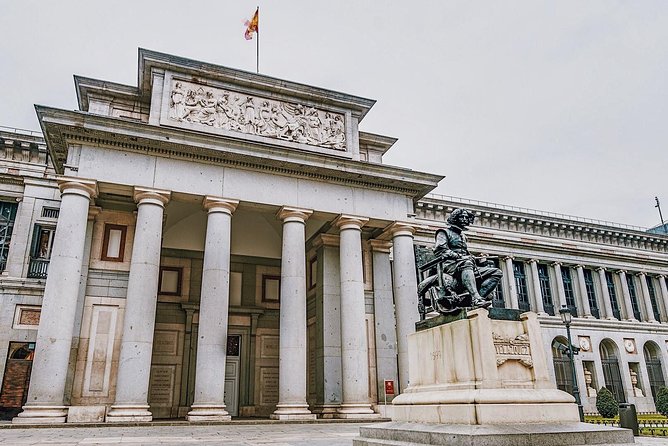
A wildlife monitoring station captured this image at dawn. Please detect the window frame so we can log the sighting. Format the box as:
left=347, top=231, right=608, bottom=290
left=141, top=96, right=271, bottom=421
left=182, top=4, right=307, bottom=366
left=101, top=223, right=127, bottom=262
left=158, top=266, right=183, bottom=296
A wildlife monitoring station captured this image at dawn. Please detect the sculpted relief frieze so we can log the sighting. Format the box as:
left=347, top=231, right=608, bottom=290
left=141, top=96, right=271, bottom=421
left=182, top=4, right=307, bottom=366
left=167, top=79, right=347, bottom=150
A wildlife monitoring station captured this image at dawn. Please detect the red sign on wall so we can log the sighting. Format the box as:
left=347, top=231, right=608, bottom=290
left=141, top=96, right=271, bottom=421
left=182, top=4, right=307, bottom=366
left=384, top=380, right=395, bottom=395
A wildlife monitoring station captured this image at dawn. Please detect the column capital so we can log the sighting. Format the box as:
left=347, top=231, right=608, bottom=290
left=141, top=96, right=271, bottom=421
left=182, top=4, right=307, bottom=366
left=617, top=269, right=627, bottom=275
left=382, top=221, right=417, bottom=239
left=87, top=206, right=102, bottom=221
left=636, top=271, right=647, bottom=278
left=133, top=187, right=171, bottom=207
left=596, top=266, right=607, bottom=273
left=657, top=274, right=666, bottom=280
left=57, top=177, right=98, bottom=199
left=369, top=239, right=392, bottom=253
left=574, top=264, right=585, bottom=270
left=203, top=196, right=238, bottom=215
left=311, top=233, right=339, bottom=249
left=502, top=256, right=514, bottom=262
left=277, top=206, right=312, bottom=223
left=334, top=214, right=368, bottom=231
left=551, top=261, right=563, bottom=267
left=527, top=259, right=539, bottom=265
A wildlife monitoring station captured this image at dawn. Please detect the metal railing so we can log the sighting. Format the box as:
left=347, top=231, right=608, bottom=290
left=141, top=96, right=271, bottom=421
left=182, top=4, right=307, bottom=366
left=0, top=125, right=43, bottom=138
left=424, top=193, right=649, bottom=232
left=27, top=258, right=49, bottom=279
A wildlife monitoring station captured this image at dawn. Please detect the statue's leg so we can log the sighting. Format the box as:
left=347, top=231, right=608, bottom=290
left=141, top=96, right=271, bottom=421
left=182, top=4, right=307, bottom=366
left=478, top=268, right=503, bottom=299
left=460, top=267, right=483, bottom=302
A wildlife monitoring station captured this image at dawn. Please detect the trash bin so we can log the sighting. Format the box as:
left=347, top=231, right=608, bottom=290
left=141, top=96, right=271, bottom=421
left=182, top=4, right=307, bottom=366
left=618, top=403, right=639, bottom=436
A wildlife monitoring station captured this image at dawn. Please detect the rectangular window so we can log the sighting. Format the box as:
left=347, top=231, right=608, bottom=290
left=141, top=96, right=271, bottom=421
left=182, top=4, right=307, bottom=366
left=605, top=272, right=621, bottom=320
left=626, top=275, right=641, bottom=321
left=561, top=267, right=577, bottom=317
left=308, top=257, right=317, bottom=290
left=101, top=224, right=127, bottom=262
left=262, top=275, right=281, bottom=302
left=158, top=267, right=182, bottom=296
left=513, top=261, right=530, bottom=311
left=583, top=269, right=600, bottom=319
left=0, top=201, right=18, bottom=272
left=647, top=277, right=661, bottom=322
left=27, top=224, right=55, bottom=279
left=537, top=264, right=554, bottom=316
left=491, top=259, right=505, bottom=308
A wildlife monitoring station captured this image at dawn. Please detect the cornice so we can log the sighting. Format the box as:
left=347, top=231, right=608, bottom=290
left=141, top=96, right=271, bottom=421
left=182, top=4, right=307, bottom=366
left=138, top=48, right=377, bottom=121
left=36, top=106, right=442, bottom=199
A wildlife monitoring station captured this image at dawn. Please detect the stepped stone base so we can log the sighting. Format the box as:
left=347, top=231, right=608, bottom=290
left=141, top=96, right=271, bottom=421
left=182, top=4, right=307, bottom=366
left=353, top=422, right=635, bottom=446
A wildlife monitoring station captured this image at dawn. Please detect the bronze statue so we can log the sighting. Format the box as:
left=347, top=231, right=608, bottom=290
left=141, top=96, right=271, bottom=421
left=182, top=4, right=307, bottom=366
left=416, top=208, right=503, bottom=318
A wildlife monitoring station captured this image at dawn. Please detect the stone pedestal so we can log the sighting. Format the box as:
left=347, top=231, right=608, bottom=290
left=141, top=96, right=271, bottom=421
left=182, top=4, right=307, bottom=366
left=355, top=308, right=633, bottom=445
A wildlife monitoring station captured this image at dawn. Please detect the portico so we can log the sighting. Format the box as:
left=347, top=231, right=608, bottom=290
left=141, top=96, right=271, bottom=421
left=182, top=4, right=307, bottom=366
left=13, top=49, right=442, bottom=423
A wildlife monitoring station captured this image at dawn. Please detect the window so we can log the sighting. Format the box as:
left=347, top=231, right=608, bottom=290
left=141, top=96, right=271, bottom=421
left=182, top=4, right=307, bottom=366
left=605, top=272, right=621, bottom=320
left=626, top=275, right=641, bottom=321
left=101, top=224, right=127, bottom=262
left=491, top=259, right=505, bottom=309
left=644, top=342, right=666, bottom=403
left=513, top=261, right=530, bottom=311
left=583, top=269, right=600, bottom=319
left=561, top=267, right=577, bottom=317
left=28, top=224, right=55, bottom=279
left=552, top=336, right=574, bottom=395
left=0, top=201, right=18, bottom=271
left=262, top=275, right=281, bottom=302
left=158, top=267, right=182, bottom=295
left=308, top=257, right=317, bottom=290
left=537, top=264, right=554, bottom=316
left=646, top=277, right=661, bottom=322
left=600, top=340, right=626, bottom=403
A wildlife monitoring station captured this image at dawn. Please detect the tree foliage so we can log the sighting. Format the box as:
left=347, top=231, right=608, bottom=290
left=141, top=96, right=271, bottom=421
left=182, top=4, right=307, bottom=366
left=656, top=386, right=668, bottom=417
left=596, top=387, right=618, bottom=418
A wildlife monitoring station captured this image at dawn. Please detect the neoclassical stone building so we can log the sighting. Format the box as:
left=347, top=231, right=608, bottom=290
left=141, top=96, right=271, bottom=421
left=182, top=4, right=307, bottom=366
left=0, top=49, right=666, bottom=423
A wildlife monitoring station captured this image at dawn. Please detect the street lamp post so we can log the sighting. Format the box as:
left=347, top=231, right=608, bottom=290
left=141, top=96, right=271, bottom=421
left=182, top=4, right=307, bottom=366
left=559, top=305, right=584, bottom=422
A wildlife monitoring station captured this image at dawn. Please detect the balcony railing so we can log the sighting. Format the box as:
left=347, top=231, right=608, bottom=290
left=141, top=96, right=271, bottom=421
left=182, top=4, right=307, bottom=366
left=27, top=258, right=49, bottom=279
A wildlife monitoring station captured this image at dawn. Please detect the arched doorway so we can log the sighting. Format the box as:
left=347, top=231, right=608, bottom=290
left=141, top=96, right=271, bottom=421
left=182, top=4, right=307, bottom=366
left=600, top=339, right=625, bottom=403
left=644, top=341, right=665, bottom=403
left=552, top=336, right=574, bottom=394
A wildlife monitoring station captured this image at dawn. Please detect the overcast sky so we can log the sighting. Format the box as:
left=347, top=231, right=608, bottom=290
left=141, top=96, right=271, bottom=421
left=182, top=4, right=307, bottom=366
left=1, top=1, right=666, bottom=228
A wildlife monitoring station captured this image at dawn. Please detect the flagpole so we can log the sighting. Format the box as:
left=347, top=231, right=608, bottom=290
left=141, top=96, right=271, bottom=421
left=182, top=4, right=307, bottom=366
left=256, top=6, right=260, bottom=73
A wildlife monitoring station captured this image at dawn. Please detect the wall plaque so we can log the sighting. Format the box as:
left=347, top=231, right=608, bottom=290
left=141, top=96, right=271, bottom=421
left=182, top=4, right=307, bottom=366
left=149, top=365, right=176, bottom=406
left=259, top=367, right=279, bottom=405
left=492, top=332, right=533, bottom=368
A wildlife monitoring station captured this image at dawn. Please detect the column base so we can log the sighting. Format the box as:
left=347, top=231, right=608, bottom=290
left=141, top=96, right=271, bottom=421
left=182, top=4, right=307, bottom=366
left=186, top=404, right=231, bottom=422
left=12, top=405, right=68, bottom=424
left=270, top=403, right=316, bottom=420
left=336, top=403, right=380, bottom=419
left=106, top=404, right=152, bottom=423
left=312, top=404, right=340, bottom=419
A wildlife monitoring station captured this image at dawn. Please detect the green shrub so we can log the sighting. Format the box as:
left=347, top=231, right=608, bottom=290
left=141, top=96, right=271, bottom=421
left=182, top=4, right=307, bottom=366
left=656, top=386, right=668, bottom=417
left=596, top=387, right=618, bottom=418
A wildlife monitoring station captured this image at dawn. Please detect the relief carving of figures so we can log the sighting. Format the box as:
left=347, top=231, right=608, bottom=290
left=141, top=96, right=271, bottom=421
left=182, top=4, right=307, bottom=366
left=168, top=80, right=346, bottom=150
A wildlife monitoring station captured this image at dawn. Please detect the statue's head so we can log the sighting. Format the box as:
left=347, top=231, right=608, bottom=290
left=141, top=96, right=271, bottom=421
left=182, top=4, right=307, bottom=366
left=447, top=208, right=475, bottom=230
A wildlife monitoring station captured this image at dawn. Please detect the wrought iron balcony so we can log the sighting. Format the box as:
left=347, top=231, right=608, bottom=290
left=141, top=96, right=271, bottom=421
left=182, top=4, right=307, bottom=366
left=27, top=258, right=49, bottom=279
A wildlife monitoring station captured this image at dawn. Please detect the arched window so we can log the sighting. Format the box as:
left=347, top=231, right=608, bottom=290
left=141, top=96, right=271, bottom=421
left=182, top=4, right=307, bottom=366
left=644, top=341, right=665, bottom=403
left=552, top=336, right=574, bottom=394
left=600, top=340, right=626, bottom=403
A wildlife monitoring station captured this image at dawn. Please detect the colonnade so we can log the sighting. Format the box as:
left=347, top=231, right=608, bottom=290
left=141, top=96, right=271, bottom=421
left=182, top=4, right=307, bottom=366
left=14, top=177, right=419, bottom=423
left=498, top=257, right=668, bottom=323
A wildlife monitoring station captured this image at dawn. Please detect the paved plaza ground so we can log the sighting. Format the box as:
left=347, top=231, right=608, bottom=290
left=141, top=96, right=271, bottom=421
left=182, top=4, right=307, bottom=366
left=0, top=422, right=667, bottom=446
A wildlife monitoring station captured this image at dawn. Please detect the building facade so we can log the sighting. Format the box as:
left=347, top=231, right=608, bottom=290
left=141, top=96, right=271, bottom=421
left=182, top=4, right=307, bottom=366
left=0, top=50, right=666, bottom=423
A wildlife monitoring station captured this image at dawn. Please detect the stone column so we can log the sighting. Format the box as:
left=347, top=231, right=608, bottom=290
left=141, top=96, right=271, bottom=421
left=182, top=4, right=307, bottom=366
left=597, top=267, right=616, bottom=320
left=552, top=262, right=567, bottom=309
left=575, top=265, right=593, bottom=318
left=13, top=178, right=97, bottom=424
left=528, top=260, right=545, bottom=315
left=638, top=272, right=656, bottom=323
left=369, top=240, right=398, bottom=409
left=187, top=197, right=238, bottom=421
left=503, top=256, right=519, bottom=309
left=387, top=223, right=419, bottom=393
left=617, top=270, right=636, bottom=321
left=271, top=207, right=315, bottom=420
left=658, top=276, right=668, bottom=323
left=107, top=187, right=170, bottom=423
left=335, top=215, right=375, bottom=418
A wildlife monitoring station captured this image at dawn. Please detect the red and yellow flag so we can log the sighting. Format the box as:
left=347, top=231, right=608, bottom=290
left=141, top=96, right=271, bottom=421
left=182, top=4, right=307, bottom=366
left=244, top=8, right=259, bottom=40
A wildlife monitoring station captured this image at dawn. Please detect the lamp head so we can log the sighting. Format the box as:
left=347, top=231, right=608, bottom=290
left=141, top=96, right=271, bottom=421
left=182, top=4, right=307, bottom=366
left=559, top=305, right=572, bottom=325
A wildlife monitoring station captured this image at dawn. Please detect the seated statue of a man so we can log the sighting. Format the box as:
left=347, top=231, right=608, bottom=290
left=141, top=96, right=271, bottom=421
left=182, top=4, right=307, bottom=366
left=434, top=208, right=503, bottom=308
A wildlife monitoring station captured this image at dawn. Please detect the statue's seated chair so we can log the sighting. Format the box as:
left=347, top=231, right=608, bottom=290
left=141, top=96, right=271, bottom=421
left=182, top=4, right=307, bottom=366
left=414, top=245, right=466, bottom=320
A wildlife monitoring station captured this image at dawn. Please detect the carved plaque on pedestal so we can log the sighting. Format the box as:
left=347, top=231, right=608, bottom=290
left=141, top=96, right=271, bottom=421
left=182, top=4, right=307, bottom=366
left=492, top=332, right=533, bottom=368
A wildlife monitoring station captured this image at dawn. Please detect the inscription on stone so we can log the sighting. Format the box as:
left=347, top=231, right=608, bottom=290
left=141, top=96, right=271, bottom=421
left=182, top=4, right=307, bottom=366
left=260, top=336, right=279, bottom=359
left=153, top=331, right=178, bottom=356
left=430, top=350, right=441, bottom=360
left=149, top=365, right=175, bottom=406
left=492, top=332, right=533, bottom=368
left=259, top=367, right=279, bottom=405
left=168, top=79, right=346, bottom=150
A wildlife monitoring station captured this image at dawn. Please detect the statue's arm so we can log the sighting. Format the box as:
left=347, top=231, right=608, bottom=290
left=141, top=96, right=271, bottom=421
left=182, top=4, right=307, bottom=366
left=434, top=231, right=460, bottom=260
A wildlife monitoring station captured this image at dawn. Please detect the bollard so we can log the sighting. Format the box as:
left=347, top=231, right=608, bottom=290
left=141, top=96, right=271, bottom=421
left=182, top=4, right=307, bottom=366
left=618, top=403, right=639, bottom=436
